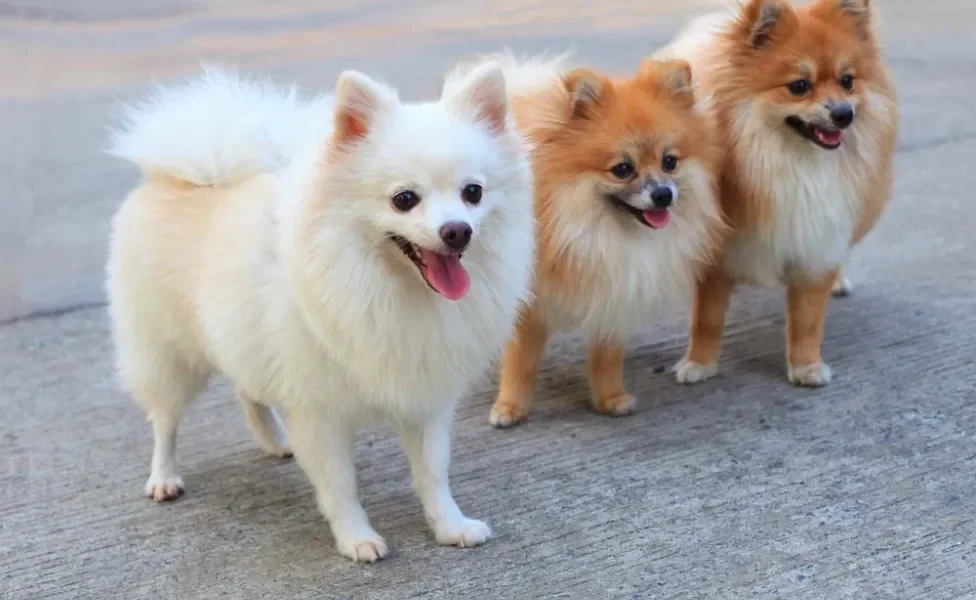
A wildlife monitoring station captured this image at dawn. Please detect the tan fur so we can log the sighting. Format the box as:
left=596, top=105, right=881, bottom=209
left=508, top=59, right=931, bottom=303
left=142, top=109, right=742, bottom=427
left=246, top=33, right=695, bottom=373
left=665, top=0, right=899, bottom=386
left=489, top=56, right=724, bottom=425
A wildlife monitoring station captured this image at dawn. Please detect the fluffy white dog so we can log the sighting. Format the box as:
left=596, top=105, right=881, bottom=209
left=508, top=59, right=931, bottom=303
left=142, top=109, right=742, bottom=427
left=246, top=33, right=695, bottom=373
left=105, top=64, right=535, bottom=562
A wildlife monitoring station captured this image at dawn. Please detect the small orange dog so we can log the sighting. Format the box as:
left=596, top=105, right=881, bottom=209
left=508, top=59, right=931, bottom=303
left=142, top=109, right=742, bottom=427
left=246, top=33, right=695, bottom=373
left=477, top=55, right=724, bottom=426
left=659, top=0, right=899, bottom=387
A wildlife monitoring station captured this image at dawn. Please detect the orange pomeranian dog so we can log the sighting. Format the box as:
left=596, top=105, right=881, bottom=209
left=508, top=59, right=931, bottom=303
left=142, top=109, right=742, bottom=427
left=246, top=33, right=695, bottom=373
left=658, top=0, right=899, bottom=387
left=468, top=54, right=724, bottom=427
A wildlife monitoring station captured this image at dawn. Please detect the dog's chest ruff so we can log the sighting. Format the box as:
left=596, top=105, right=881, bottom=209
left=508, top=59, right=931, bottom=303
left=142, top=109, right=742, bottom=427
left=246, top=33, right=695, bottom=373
left=724, top=145, right=865, bottom=287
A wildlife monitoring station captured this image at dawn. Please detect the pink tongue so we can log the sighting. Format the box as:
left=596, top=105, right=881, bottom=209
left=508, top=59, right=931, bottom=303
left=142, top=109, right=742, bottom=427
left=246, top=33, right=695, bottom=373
left=642, top=208, right=671, bottom=229
left=419, top=249, right=471, bottom=301
left=814, top=128, right=843, bottom=146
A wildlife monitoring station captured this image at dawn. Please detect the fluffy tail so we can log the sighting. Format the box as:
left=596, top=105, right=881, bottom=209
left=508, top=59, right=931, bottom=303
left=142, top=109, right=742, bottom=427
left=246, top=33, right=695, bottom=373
left=448, top=50, right=571, bottom=101
left=108, top=66, right=330, bottom=186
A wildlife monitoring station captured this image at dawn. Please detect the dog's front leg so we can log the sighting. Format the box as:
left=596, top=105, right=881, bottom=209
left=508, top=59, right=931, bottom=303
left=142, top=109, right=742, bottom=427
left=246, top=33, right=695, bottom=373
left=398, top=403, right=491, bottom=548
left=284, top=408, right=387, bottom=563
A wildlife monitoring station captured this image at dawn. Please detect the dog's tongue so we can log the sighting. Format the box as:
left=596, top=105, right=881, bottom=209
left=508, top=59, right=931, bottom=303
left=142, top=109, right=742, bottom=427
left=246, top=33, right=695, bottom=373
left=813, top=127, right=843, bottom=146
left=419, top=249, right=471, bottom=301
left=642, top=208, right=671, bottom=229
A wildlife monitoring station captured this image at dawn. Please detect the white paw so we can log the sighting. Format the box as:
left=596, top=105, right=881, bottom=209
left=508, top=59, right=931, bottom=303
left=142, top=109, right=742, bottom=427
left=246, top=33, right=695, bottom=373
left=832, top=277, right=853, bottom=297
left=673, top=359, right=718, bottom=384
left=260, top=440, right=293, bottom=459
left=788, top=362, right=833, bottom=387
left=489, top=403, right=527, bottom=429
left=434, top=517, right=492, bottom=548
left=145, top=474, right=184, bottom=502
left=336, top=532, right=388, bottom=563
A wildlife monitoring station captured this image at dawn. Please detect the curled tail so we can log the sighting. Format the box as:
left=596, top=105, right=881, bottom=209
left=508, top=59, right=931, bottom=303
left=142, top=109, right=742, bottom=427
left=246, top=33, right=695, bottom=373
left=108, top=65, right=331, bottom=187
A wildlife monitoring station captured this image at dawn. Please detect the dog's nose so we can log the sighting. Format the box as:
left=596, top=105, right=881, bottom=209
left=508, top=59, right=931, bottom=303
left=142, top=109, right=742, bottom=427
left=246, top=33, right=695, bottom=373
left=439, top=221, right=472, bottom=251
left=829, top=102, right=855, bottom=129
left=650, top=186, right=673, bottom=209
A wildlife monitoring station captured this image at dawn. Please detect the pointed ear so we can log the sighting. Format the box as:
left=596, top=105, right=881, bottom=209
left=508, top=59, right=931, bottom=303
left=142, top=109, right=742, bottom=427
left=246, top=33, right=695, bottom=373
left=564, top=69, right=608, bottom=120
left=640, top=58, right=694, bottom=108
left=812, top=0, right=873, bottom=40
left=737, top=0, right=797, bottom=48
left=443, top=62, right=508, bottom=135
left=333, top=71, right=397, bottom=146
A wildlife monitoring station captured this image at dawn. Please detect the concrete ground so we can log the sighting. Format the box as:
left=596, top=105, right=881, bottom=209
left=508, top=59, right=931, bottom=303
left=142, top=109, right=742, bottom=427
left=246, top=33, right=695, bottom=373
left=2, top=1, right=975, bottom=598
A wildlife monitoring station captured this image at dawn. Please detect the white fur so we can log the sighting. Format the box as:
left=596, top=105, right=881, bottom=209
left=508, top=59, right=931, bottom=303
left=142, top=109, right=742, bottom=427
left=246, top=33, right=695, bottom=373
left=109, top=65, right=330, bottom=185
left=106, top=65, right=535, bottom=561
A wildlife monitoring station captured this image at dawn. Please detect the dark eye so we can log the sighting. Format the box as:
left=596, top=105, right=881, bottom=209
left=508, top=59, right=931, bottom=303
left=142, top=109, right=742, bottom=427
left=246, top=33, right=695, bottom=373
left=840, top=74, right=855, bottom=92
left=787, top=79, right=811, bottom=96
left=392, top=190, right=421, bottom=212
left=610, top=162, right=635, bottom=179
left=461, top=183, right=482, bottom=205
left=662, top=154, right=679, bottom=173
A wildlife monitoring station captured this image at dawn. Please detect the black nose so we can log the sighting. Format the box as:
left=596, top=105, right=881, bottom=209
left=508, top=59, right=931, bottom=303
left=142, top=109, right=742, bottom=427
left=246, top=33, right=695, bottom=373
left=439, top=221, right=472, bottom=251
left=829, top=103, right=855, bottom=128
left=650, top=186, right=673, bottom=209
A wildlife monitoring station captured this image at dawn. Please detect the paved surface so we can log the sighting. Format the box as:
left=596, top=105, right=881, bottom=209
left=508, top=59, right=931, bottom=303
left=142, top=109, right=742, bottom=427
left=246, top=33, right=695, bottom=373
left=2, top=1, right=976, bottom=598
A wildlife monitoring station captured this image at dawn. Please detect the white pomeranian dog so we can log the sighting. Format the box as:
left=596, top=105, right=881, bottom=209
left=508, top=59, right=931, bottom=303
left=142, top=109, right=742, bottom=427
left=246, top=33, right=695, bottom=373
left=105, top=63, right=535, bottom=562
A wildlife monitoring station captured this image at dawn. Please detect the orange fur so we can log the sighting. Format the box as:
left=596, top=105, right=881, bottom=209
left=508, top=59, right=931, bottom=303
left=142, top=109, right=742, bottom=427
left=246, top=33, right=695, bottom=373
left=490, top=56, right=724, bottom=426
left=667, top=0, right=899, bottom=386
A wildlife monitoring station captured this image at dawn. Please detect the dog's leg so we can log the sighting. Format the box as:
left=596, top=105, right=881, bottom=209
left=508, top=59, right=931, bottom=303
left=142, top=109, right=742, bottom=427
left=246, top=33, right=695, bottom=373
left=399, top=404, right=491, bottom=548
left=587, top=339, right=636, bottom=416
left=284, top=409, right=386, bottom=563
left=237, top=391, right=292, bottom=458
left=831, top=267, right=853, bottom=297
left=130, top=365, right=207, bottom=503
left=785, top=272, right=837, bottom=387
left=674, top=267, right=735, bottom=384
left=490, top=307, right=548, bottom=428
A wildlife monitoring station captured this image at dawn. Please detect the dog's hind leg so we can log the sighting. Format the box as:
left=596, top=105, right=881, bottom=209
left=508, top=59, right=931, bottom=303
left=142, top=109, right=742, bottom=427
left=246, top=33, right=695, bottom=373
left=238, top=391, right=292, bottom=458
left=123, top=352, right=209, bottom=503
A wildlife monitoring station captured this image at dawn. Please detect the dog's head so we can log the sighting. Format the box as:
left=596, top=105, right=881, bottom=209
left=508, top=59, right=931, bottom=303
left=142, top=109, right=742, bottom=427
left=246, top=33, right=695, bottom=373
left=319, top=63, right=523, bottom=301
left=720, top=0, right=887, bottom=150
left=539, top=58, right=717, bottom=232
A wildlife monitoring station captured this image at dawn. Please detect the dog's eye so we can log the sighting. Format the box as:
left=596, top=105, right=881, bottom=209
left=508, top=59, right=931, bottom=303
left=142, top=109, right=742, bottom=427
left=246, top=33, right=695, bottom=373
left=610, top=162, right=635, bottom=179
left=662, top=154, right=679, bottom=173
left=840, top=74, right=855, bottom=92
left=461, top=183, right=482, bottom=205
left=392, top=190, right=421, bottom=212
left=787, top=79, right=811, bottom=96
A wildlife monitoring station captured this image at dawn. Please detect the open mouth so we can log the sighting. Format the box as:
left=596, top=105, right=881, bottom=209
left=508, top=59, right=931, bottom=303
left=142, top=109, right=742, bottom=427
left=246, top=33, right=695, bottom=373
left=785, top=116, right=843, bottom=150
left=606, top=195, right=671, bottom=229
left=389, top=235, right=471, bottom=301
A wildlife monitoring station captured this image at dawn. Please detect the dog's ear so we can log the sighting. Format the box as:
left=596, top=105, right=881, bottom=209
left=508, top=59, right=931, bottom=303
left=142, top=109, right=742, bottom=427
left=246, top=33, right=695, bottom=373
left=811, top=0, right=873, bottom=40
left=333, top=71, right=398, bottom=146
left=736, top=0, right=798, bottom=48
left=564, top=69, right=609, bottom=120
left=443, top=62, right=508, bottom=135
left=640, top=58, right=694, bottom=108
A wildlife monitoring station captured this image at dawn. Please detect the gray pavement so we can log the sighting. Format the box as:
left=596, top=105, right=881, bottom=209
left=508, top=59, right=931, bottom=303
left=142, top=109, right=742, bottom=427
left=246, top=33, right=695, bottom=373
left=2, top=1, right=975, bottom=598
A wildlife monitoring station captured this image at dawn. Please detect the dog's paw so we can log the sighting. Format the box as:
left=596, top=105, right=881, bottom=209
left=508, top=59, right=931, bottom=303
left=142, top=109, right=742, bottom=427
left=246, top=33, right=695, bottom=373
left=592, top=393, right=637, bottom=417
left=145, top=474, right=184, bottom=502
left=489, top=402, right=527, bottom=429
left=673, top=359, right=718, bottom=384
left=434, top=517, right=492, bottom=548
left=831, top=276, right=853, bottom=297
left=788, top=362, right=833, bottom=387
left=260, top=441, right=293, bottom=459
left=336, top=532, right=388, bottom=563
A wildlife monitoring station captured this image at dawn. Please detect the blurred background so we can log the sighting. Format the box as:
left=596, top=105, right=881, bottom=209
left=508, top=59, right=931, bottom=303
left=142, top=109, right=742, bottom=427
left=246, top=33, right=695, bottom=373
left=0, top=0, right=970, bottom=323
